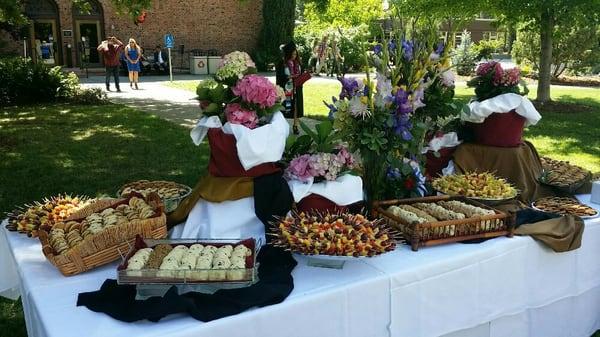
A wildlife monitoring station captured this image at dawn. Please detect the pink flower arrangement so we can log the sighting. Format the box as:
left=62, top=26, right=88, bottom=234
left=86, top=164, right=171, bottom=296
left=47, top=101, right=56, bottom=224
left=232, top=74, right=280, bottom=108
left=285, top=147, right=356, bottom=182
left=468, top=61, right=527, bottom=101
left=475, top=61, right=521, bottom=87
left=224, top=103, right=258, bottom=129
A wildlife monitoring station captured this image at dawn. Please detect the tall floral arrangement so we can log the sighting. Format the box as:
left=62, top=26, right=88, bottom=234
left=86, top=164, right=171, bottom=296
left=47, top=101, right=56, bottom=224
left=196, top=51, right=284, bottom=129
left=326, top=26, right=451, bottom=205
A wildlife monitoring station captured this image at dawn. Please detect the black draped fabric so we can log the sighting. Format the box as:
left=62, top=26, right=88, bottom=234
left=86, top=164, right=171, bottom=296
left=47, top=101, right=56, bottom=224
left=77, top=246, right=297, bottom=322
left=253, top=172, right=294, bottom=243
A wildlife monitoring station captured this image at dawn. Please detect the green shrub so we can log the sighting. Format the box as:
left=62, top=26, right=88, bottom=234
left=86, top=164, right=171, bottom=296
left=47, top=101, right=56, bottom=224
left=294, top=24, right=370, bottom=73
left=473, top=39, right=504, bottom=60
left=451, top=30, right=479, bottom=76
left=0, top=57, right=83, bottom=106
left=68, top=87, right=108, bottom=105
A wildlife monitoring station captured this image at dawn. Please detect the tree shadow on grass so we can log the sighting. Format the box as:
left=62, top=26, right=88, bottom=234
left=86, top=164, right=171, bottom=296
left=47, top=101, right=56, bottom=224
left=0, top=103, right=208, bottom=213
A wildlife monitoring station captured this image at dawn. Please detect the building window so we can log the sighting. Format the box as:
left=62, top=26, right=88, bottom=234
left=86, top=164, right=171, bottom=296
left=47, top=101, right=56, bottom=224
left=483, top=31, right=505, bottom=41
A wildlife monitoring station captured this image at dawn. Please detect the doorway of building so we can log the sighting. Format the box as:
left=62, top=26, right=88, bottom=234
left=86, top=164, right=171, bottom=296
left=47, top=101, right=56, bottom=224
left=73, top=0, right=105, bottom=68
left=25, top=0, right=62, bottom=65
left=30, top=20, right=59, bottom=65
left=75, top=20, right=101, bottom=66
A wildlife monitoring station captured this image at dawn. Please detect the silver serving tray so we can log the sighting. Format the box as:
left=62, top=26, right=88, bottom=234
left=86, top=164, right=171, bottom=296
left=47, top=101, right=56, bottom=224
left=117, top=237, right=261, bottom=287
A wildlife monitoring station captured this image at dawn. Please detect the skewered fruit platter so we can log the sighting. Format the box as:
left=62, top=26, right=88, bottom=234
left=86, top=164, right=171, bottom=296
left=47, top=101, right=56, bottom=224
left=270, top=212, right=397, bottom=257
left=532, top=197, right=598, bottom=218
left=5, top=195, right=94, bottom=237
left=432, top=172, right=518, bottom=200
left=539, top=157, right=591, bottom=191
left=118, top=180, right=191, bottom=212
left=47, top=196, right=156, bottom=255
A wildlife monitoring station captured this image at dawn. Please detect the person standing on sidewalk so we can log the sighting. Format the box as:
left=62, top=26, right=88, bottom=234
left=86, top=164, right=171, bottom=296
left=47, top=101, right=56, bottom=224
left=124, top=38, right=141, bottom=89
left=97, top=36, right=123, bottom=92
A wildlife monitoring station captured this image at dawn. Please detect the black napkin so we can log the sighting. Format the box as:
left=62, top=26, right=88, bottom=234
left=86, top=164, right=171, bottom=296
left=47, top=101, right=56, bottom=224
left=77, top=246, right=297, bottom=322
left=254, top=172, right=294, bottom=243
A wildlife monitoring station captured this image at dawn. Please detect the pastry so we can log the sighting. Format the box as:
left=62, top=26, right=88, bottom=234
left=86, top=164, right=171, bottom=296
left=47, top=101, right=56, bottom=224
left=533, top=197, right=598, bottom=217
left=539, top=157, right=591, bottom=188
left=433, top=172, right=517, bottom=199
left=6, top=194, right=94, bottom=236
left=119, top=180, right=191, bottom=200
left=271, top=212, right=397, bottom=257
left=144, top=244, right=173, bottom=269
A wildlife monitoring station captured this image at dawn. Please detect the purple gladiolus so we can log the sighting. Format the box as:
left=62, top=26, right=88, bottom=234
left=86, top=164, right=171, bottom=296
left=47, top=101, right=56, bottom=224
left=388, top=39, right=396, bottom=53
left=435, top=42, right=444, bottom=55
left=339, top=77, right=360, bottom=99
left=393, top=113, right=413, bottom=141
left=393, top=88, right=413, bottom=115
left=323, top=96, right=338, bottom=120
left=402, top=40, right=413, bottom=61
left=373, top=44, right=383, bottom=55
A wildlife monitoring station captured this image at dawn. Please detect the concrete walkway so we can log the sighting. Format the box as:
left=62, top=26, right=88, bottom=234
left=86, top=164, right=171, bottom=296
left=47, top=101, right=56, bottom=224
left=80, top=73, right=326, bottom=130
left=81, top=75, right=201, bottom=128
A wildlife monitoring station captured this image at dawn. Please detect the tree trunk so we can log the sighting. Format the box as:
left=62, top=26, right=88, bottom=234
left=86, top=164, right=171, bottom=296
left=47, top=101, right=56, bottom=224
left=537, top=8, right=554, bottom=103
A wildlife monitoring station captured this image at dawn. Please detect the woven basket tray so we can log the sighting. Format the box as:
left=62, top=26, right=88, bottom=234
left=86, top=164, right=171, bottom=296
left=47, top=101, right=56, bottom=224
left=373, top=195, right=515, bottom=251
left=38, top=193, right=167, bottom=276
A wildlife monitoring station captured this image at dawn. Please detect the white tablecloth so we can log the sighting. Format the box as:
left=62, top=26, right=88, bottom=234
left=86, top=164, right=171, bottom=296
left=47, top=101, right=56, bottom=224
left=1, top=195, right=599, bottom=337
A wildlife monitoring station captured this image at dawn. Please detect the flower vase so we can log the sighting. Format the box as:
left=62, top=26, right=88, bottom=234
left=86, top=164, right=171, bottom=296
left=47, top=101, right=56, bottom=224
left=360, top=151, right=387, bottom=212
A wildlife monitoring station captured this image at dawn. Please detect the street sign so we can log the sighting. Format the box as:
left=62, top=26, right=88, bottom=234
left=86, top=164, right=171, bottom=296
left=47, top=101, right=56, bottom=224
left=164, top=33, right=174, bottom=49
left=164, top=33, right=174, bottom=82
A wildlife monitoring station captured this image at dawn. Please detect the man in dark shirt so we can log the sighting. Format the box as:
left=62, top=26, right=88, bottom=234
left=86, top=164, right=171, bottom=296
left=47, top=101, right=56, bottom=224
left=97, top=36, right=124, bottom=92
left=153, top=45, right=169, bottom=73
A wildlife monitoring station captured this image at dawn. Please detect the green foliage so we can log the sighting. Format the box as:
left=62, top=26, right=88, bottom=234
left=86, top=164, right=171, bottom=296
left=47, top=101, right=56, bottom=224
left=295, top=24, right=370, bottom=72
left=391, top=0, right=484, bottom=29
left=302, top=0, right=384, bottom=35
left=512, top=18, right=600, bottom=77
left=254, top=0, right=296, bottom=70
left=69, top=87, right=108, bottom=105
left=285, top=120, right=341, bottom=161
left=0, top=57, right=79, bottom=106
left=473, top=39, right=504, bottom=60
left=0, top=57, right=105, bottom=106
left=451, top=30, right=478, bottom=76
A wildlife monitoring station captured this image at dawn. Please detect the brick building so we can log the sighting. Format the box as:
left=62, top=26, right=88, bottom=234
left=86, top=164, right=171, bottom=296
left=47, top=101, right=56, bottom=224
left=0, top=0, right=263, bottom=68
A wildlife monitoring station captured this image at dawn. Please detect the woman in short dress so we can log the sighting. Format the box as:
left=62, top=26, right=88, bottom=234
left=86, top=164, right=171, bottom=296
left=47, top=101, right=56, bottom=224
left=125, top=38, right=141, bottom=89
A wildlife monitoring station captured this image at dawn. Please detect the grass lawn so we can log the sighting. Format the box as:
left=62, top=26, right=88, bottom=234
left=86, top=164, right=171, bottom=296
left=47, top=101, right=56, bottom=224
left=0, top=103, right=209, bottom=337
left=166, top=79, right=599, bottom=173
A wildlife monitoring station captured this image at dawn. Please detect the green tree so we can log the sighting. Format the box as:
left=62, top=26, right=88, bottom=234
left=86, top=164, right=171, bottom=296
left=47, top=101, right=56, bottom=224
left=512, top=18, right=600, bottom=77
left=302, top=0, right=384, bottom=32
left=488, top=0, right=600, bottom=102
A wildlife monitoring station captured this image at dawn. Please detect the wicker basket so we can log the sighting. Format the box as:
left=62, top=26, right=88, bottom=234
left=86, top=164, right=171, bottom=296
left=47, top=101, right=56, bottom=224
left=373, top=195, right=515, bottom=251
left=38, top=193, right=167, bottom=276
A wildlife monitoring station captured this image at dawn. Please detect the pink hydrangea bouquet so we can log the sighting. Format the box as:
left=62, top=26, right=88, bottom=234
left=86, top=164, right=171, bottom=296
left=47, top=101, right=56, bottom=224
left=196, top=51, right=283, bottom=129
left=284, top=120, right=358, bottom=183
left=467, top=61, right=529, bottom=101
left=286, top=146, right=357, bottom=183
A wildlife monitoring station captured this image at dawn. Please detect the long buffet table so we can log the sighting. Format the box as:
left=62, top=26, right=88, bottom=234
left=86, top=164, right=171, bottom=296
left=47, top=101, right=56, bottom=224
left=1, top=195, right=599, bottom=337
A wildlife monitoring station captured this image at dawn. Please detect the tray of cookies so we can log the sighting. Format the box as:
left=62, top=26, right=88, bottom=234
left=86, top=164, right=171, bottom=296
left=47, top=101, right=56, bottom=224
left=532, top=197, right=598, bottom=219
left=38, top=192, right=167, bottom=276
left=373, top=195, right=515, bottom=251
left=538, top=157, right=592, bottom=194
left=118, top=180, right=192, bottom=213
left=117, top=236, right=259, bottom=285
